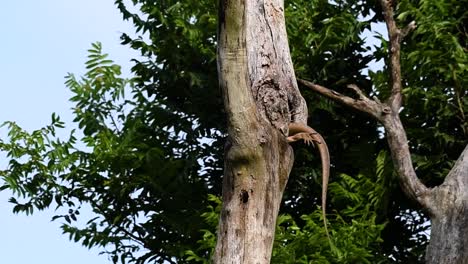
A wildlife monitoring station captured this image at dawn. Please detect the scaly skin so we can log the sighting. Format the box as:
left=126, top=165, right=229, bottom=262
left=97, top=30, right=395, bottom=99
left=287, top=123, right=331, bottom=243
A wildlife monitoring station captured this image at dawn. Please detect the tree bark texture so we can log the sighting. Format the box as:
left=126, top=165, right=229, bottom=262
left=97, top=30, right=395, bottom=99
left=214, top=0, right=307, bottom=263
left=296, top=0, right=468, bottom=260
left=425, top=145, right=468, bottom=264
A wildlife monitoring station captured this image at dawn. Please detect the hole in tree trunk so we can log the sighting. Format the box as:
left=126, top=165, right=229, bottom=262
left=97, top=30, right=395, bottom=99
left=240, top=189, right=249, bottom=203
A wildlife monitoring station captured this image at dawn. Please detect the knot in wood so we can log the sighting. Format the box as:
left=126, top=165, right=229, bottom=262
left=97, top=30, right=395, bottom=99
left=382, top=106, right=392, bottom=114
left=255, top=81, right=289, bottom=132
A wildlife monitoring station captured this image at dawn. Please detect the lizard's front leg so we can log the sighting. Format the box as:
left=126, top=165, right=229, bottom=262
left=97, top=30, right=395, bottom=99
left=287, top=132, right=319, bottom=146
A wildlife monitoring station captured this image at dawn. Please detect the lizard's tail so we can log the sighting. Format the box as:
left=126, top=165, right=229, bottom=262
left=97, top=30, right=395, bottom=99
left=310, top=130, right=332, bottom=246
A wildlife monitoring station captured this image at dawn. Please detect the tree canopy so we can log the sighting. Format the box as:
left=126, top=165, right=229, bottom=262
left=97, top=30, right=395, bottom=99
left=1, top=0, right=466, bottom=263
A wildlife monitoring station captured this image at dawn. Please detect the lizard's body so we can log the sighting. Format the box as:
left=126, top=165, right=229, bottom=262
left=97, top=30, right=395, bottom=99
left=287, top=123, right=331, bottom=241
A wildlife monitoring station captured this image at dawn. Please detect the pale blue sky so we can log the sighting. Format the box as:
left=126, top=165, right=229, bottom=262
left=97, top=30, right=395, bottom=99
left=0, top=1, right=138, bottom=263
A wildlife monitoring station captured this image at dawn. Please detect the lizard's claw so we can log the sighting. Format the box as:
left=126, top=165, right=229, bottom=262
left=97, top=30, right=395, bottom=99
left=305, top=133, right=322, bottom=147
left=287, top=132, right=321, bottom=147
left=303, top=137, right=314, bottom=146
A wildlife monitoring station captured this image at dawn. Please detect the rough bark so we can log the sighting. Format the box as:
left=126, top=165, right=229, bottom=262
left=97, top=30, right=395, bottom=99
left=214, top=0, right=307, bottom=263
left=425, top=145, right=468, bottom=264
left=296, top=0, right=467, bottom=262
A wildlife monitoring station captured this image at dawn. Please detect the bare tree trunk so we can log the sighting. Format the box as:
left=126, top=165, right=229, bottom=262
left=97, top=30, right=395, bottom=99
left=213, top=0, right=307, bottom=263
left=425, top=146, right=468, bottom=264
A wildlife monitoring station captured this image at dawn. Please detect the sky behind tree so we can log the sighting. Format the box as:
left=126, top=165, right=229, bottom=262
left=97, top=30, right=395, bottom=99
left=0, top=1, right=137, bottom=263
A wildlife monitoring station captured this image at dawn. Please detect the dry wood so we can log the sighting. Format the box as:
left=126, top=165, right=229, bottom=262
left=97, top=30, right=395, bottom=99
left=214, top=0, right=308, bottom=263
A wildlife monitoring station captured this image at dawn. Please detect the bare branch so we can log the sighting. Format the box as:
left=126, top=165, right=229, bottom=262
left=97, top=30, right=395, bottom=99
left=380, top=0, right=403, bottom=112
left=297, top=79, right=389, bottom=120
left=298, top=77, right=431, bottom=207
left=401, top=21, right=417, bottom=39
left=346, top=84, right=367, bottom=99
left=381, top=116, right=431, bottom=208
left=372, top=1, right=434, bottom=208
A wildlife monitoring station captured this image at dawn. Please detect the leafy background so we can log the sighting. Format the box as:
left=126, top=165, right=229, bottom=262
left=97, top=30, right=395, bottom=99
left=1, top=0, right=466, bottom=263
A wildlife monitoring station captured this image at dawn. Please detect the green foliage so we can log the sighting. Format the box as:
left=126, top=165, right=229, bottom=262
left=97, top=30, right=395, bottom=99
left=1, top=43, right=215, bottom=264
left=116, top=0, right=222, bottom=136
left=183, top=194, right=220, bottom=263
left=186, top=152, right=392, bottom=263
left=1, top=0, right=466, bottom=263
left=272, top=212, right=386, bottom=264
left=286, top=0, right=374, bottom=83
left=271, top=151, right=392, bottom=264
left=398, top=0, right=467, bottom=184
left=0, top=115, right=72, bottom=214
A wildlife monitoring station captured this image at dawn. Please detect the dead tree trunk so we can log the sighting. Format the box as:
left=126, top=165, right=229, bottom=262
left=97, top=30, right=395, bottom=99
left=296, top=0, right=468, bottom=262
left=213, top=0, right=308, bottom=263
left=424, top=147, right=468, bottom=263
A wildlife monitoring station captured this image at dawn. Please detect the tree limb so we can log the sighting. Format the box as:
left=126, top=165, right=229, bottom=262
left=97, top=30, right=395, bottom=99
left=401, top=21, right=417, bottom=39
left=380, top=0, right=403, bottom=112
left=299, top=0, right=466, bottom=226
left=298, top=0, right=437, bottom=208
left=298, top=78, right=431, bottom=207
left=297, top=79, right=390, bottom=121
